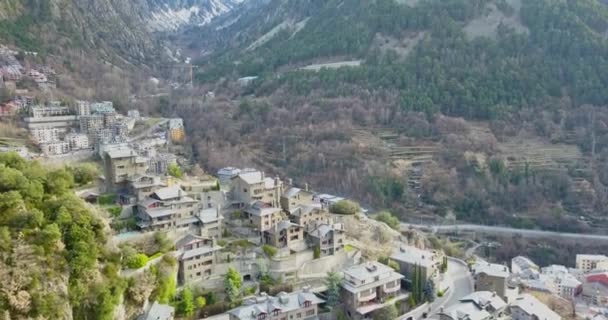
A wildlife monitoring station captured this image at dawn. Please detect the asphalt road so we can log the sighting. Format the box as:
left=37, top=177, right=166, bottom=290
left=402, top=223, right=608, bottom=242
left=401, top=258, right=473, bottom=320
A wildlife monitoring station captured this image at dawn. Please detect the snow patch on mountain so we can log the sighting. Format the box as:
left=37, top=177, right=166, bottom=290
left=148, top=0, right=245, bottom=32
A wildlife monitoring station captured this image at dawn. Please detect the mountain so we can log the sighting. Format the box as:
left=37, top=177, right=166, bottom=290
left=0, top=0, right=247, bottom=64
left=177, top=0, right=608, bottom=232
left=146, top=0, right=246, bottom=32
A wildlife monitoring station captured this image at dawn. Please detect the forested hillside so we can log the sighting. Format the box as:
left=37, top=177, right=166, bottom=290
left=175, top=0, right=608, bottom=232
left=0, top=153, right=122, bottom=319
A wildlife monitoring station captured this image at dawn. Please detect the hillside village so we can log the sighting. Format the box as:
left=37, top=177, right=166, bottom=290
left=1, top=10, right=608, bottom=320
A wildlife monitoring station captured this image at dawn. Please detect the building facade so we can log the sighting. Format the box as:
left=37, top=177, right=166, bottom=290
left=341, top=262, right=405, bottom=320
left=228, top=289, right=324, bottom=320
left=136, top=185, right=200, bottom=231
left=176, top=234, right=221, bottom=285
left=307, top=220, right=345, bottom=257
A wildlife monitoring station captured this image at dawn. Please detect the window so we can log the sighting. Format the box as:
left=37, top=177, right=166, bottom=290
left=297, top=313, right=301, bottom=318
left=273, top=310, right=280, bottom=316
left=304, top=301, right=311, bottom=308
left=306, top=309, right=315, bottom=316
left=244, top=188, right=248, bottom=193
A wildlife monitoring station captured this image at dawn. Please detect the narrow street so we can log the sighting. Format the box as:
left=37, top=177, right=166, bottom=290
left=400, top=258, right=473, bottom=319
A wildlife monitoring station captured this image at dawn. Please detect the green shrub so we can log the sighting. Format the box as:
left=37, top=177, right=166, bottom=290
left=97, top=193, right=116, bottom=206
left=374, top=211, right=400, bottom=230
left=126, top=253, right=149, bottom=269
left=107, top=206, right=122, bottom=218
left=262, top=245, right=278, bottom=258
left=313, top=245, right=321, bottom=259
left=329, top=200, right=360, bottom=215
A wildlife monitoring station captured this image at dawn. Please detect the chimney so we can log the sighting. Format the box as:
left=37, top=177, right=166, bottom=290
left=274, top=177, right=280, bottom=186
left=304, top=183, right=309, bottom=192
left=303, top=285, right=311, bottom=293
left=261, top=171, right=265, bottom=180
left=288, top=178, right=293, bottom=186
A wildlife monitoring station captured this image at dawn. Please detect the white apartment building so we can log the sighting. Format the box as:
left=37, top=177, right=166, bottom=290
left=65, top=133, right=90, bottom=150
left=577, top=255, right=608, bottom=273
left=31, top=127, right=60, bottom=144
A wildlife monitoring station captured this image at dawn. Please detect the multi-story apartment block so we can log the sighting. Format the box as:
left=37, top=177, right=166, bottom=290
left=245, top=201, right=284, bottom=233
left=24, top=104, right=77, bottom=131
left=341, top=262, right=405, bottom=320
left=289, top=204, right=327, bottom=231
left=391, top=246, right=442, bottom=285
left=231, top=169, right=283, bottom=208
left=40, top=141, right=70, bottom=155
left=199, top=207, right=223, bottom=238
left=30, top=127, right=60, bottom=144
left=90, top=101, right=115, bottom=114
left=176, top=234, right=221, bottom=285
left=472, top=262, right=511, bottom=300
left=510, top=294, right=561, bottom=320
left=264, top=220, right=304, bottom=249
left=439, top=291, right=507, bottom=320
left=280, top=186, right=314, bottom=213
left=168, top=118, right=185, bottom=143
left=541, top=265, right=582, bottom=299
left=582, top=273, right=608, bottom=307
left=126, top=174, right=167, bottom=202
left=577, top=254, right=608, bottom=273
left=228, top=289, right=324, bottom=320
left=136, top=185, right=200, bottom=231
left=103, top=148, right=148, bottom=191
left=147, top=153, right=177, bottom=175
left=307, top=220, right=345, bottom=257
left=79, top=114, right=104, bottom=134
left=76, top=100, right=91, bottom=116
left=65, top=133, right=90, bottom=150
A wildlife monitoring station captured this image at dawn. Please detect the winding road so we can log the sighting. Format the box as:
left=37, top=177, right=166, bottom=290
left=402, top=223, right=608, bottom=242
left=399, top=258, right=473, bottom=320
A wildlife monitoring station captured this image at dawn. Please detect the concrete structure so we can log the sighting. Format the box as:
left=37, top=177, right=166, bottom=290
left=264, top=220, right=304, bottom=249
left=582, top=273, right=608, bottom=306
left=40, top=141, right=70, bottom=155
left=511, top=256, right=540, bottom=275
left=577, top=255, right=608, bottom=273
left=307, top=220, right=345, bottom=257
left=341, top=261, right=406, bottom=320
left=103, top=148, right=148, bottom=190
left=30, top=127, right=60, bottom=144
left=228, top=289, right=323, bottom=320
left=199, top=207, right=224, bottom=238
left=136, top=185, right=200, bottom=231
left=391, top=246, right=442, bottom=284
left=168, top=118, right=185, bottom=143
left=217, top=167, right=241, bottom=188
left=541, top=265, right=582, bottom=299
left=128, top=110, right=141, bottom=119
left=510, top=294, right=561, bottom=320
left=176, top=234, right=221, bottom=285
left=126, top=174, right=167, bottom=202
left=245, top=201, right=284, bottom=233
left=472, top=262, right=510, bottom=300
left=138, top=301, right=174, bottom=320
left=90, top=101, right=115, bottom=114
left=76, top=100, right=91, bottom=116
left=438, top=291, right=507, bottom=320
left=147, top=153, right=177, bottom=175
left=280, top=187, right=314, bottom=213
left=79, top=114, right=104, bottom=134
left=289, top=204, right=327, bottom=231
left=65, top=133, right=90, bottom=150
left=231, top=169, right=283, bottom=208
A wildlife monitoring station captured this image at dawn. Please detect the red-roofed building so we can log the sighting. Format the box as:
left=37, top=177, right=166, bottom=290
left=583, top=273, right=608, bottom=306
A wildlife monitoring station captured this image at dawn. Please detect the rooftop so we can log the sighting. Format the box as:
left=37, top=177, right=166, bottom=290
left=391, top=246, right=438, bottom=268
left=342, top=261, right=404, bottom=293
left=441, top=291, right=506, bottom=320
left=228, top=290, right=324, bottom=320
left=511, top=294, right=561, bottom=320
left=473, top=262, right=510, bottom=278
left=152, top=185, right=185, bottom=201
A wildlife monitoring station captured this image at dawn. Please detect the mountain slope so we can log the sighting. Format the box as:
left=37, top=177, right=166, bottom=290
left=0, top=0, right=247, bottom=64
left=177, top=0, right=608, bottom=231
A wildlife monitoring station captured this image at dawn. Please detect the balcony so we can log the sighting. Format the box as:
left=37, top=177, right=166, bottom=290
left=384, top=284, right=401, bottom=294
left=358, top=291, right=377, bottom=302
